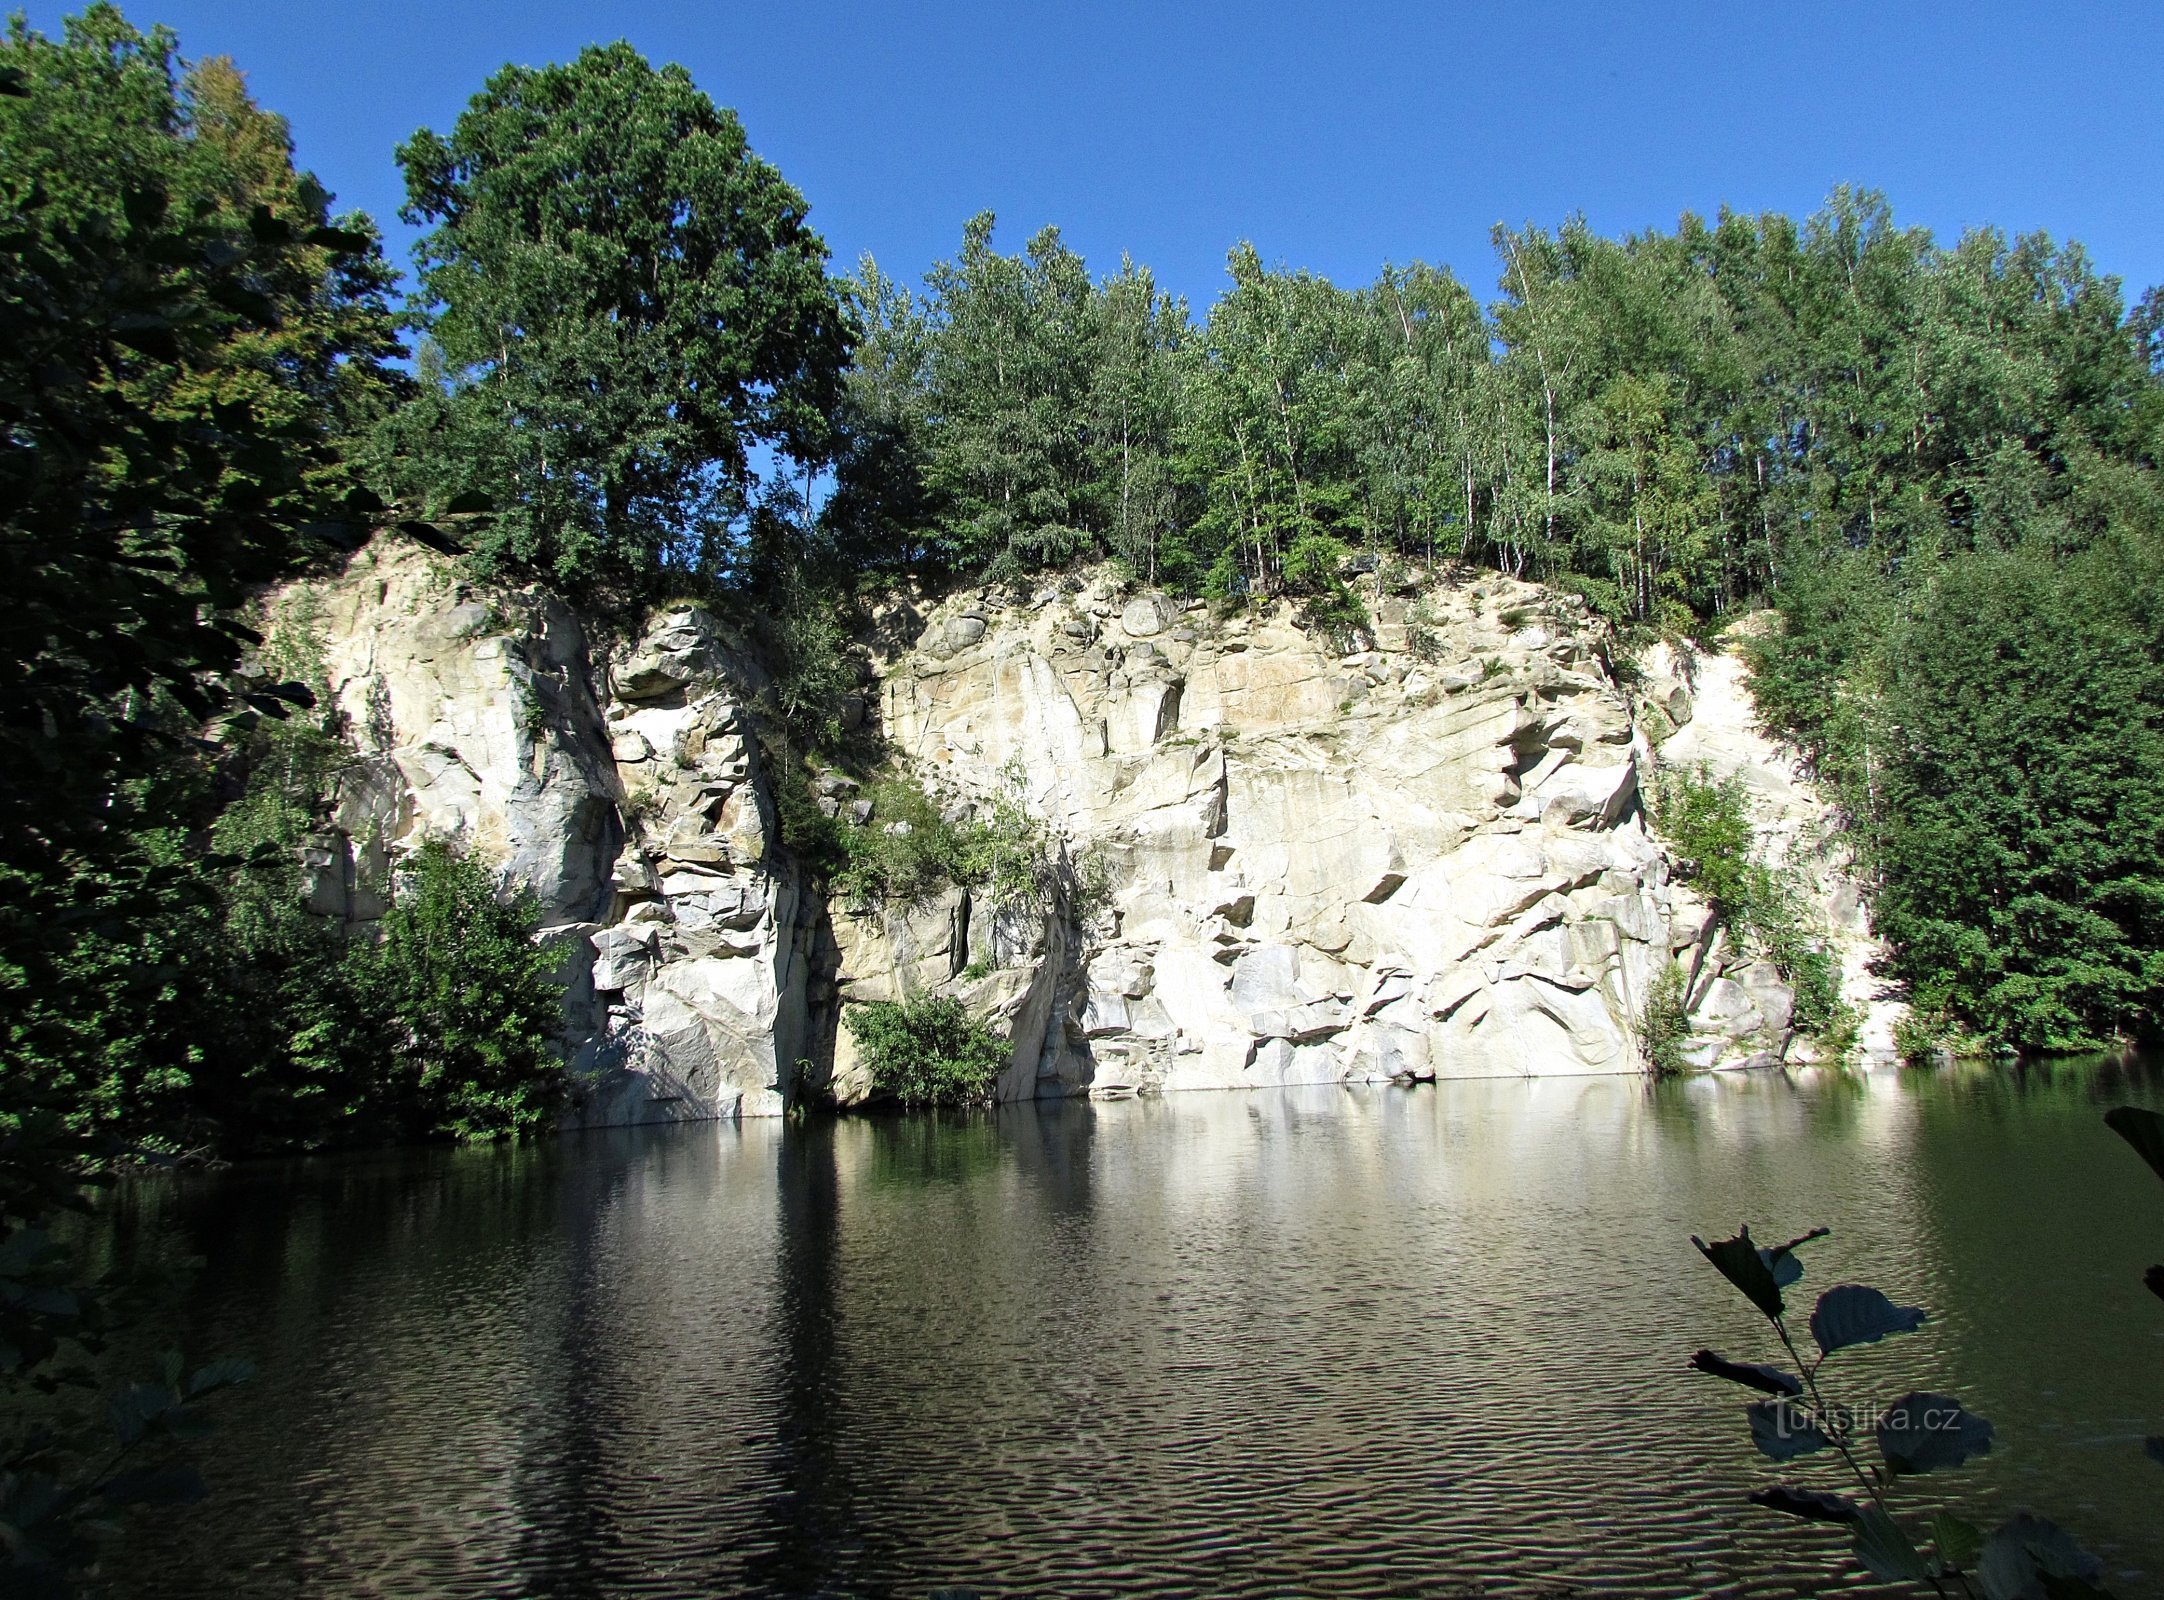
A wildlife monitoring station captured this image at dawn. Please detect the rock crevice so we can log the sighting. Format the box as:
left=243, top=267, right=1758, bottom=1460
left=289, top=545, right=1893, bottom=1122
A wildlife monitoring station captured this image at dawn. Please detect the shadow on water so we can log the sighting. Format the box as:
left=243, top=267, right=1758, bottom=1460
left=743, top=1115, right=850, bottom=1597
left=91, top=1060, right=2164, bottom=1599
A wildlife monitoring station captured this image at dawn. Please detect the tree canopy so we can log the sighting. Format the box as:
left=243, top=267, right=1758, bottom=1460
left=388, top=42, right=854, bottom=594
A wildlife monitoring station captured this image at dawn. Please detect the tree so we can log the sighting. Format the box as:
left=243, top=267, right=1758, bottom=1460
left=0, top=6, right=403, bottom=1152
left=820, top=254, right=942, bottom=576
left=391, top=42, right=853, bottom=593
left=1868, top=549, right=2164, bottom=1049
left=367, top=841, right=566, bottom=1140
left=919, top=212, right=1103, bottom=575
left=0, top=14, right=411, bottom=1587
left=1090, top=256, right=1189, bottom=583
left=1180, top=244, right=1366, bottom=603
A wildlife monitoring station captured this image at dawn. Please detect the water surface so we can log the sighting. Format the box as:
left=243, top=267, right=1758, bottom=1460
left=98, top=1061, right=2164, bottom=1597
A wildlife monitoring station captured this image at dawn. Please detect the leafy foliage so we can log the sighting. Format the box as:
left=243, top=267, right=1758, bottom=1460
left=842, top=995, right=1007, bottom=1110
left=1689, top=1222, right=2113, bottom=1596
left=362, top=840, right=566, bottom=1140
left=387, top=41, right=852, bottom=595
left=1650, top=766, right=1856, bottom=1055
left=1638, top=962, right=1692, bottom=1078
left=1862, top=551, right=2164, bottom=1049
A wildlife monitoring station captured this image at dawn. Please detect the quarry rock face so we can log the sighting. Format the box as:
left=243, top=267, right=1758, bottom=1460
left=291, top=543, right=1893, bottom=1122
left=299, top=545, right=809, bottom=1124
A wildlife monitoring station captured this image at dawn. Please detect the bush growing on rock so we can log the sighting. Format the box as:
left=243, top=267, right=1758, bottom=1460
left=843, top=996, right=1007, bottom=1110
left=1639, top=963, right=1692, bottom=1078
left=1653, top=765, right=1857, bottom=1057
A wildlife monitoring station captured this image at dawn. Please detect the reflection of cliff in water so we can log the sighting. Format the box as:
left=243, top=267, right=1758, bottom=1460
left=97, top=1062, right=2164, bottom=1599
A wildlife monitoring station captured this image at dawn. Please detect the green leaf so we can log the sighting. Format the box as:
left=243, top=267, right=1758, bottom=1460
left=1760, top=1225, right=1830, bottom=1288
left=1977, top=1514, right=2106, bottom=1600
left=1750, top=1485, right=1861, bottom=1525
left=1809, top=1284, right=1927, bottom=1355
left=1746, top=1398, right=1829, bottom=1461
left=1876, top=1390, right=1995, bottom=1474
left=1851, top=1506, right=1932, bottom=1582
left=108, top=1381, right=175, bottom=1445
left=1692, top=1227, right=1787, bottom=1318
left=1934, top=1512, right=1985, bottom=1569
left=1689, top=1349, right=1802, bottom=1397
left=2104, top=1105, right=2164, bottom=1185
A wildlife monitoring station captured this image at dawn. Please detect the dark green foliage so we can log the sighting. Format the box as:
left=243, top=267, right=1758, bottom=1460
left=919, top=214, right=1103, bottom=576
left=0, top=2, right=403, bottom=1157
left=1652, top=766, right=1855, bottom=1052
left=363, top=841, right=566, bottom=1140
left=842, top=995, right=1007, bottom=1110
left=1638, top=962, right=1691, bottom=1078
left=388, top=41, right=852, bottom=595
left=1654, top=766, right=1761, bottom=921
left=1866, top=550, right=2164, bottom=1049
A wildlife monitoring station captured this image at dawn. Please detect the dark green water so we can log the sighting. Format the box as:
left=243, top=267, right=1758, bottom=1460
left=91, top=1061, right=2164, bottom=1598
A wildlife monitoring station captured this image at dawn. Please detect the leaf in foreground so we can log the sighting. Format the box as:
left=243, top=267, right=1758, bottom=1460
left=1746, top=1398, right=1829, bottom=1461
left=1689, top=1349, right=1802, bottom=1396
left=1693, top=1227, right=1787, bottom=1318
left=1851, top=1505, right=1932, bottom=1582
left=1875, top=1390, right=1995, bottom=1474
left=1810, top=1283, right=1927, bottom=1355
left=1749, top=1485, right=1861, bottom=1524
left=1975, top=1513, right=2106, bottom=1600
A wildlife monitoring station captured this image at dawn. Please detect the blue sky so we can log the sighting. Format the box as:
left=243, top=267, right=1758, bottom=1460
left=25, top=0, right=2163, bottom=311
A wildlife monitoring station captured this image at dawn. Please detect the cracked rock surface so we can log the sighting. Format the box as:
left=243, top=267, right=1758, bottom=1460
left=289, top=545, right=1893, bottom=1121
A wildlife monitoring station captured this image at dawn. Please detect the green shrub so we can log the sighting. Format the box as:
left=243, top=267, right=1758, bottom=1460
left=764, top=576, right=857, bottom=752
left=1892, top=1009, right=1950, bottom=1069
left=790, top=758, right=1063, bottom=916
left=1654, top=765, right=1854, bottom=1053
left=1639, top=962, right=1692, bottom=1078
left=833, top=777, right=976, bottom=905
left=843, top=995, right=1007, bottom=1109
left=1654, top=765, right=1763, bottom=923
left=365, top=841, right=567, bottom=1139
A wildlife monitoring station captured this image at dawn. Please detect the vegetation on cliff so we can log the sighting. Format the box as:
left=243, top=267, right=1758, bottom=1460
left=7, top=0, right=2164, bottom=1195
left=843, top=995, right=1008, bottom=1110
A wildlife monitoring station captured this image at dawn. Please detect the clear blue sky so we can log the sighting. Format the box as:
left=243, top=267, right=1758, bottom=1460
left=24, top=0, right=2163, bottom=312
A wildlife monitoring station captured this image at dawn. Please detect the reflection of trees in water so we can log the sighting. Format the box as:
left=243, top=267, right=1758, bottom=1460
left=500, top=1136, right=651, bottom=1598
left=741, top=1116, right=850, bottom=1596
left=106, top=1137, right=647, bottom=1593
left=89, top=1064, right=2164, bottom=1596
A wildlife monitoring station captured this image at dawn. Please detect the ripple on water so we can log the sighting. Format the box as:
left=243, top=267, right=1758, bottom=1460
left=97, top=1061, right=2164, bottom=1598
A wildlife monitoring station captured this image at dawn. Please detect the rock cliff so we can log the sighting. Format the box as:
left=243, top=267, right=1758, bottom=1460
left=285, top=542, right=1895, bottom=1122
